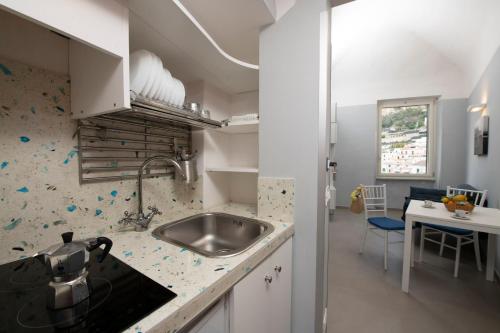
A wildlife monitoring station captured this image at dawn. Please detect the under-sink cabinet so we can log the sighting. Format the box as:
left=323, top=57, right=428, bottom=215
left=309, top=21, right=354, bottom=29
left=181, top=296, right=230, bottom=333
left=184, top=238, right=293, bottom=333
left=229, top=237, right=293, bottom=333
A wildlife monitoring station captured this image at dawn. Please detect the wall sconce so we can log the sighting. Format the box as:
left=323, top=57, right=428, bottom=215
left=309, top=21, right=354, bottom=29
left=467, top=103, right=487, bottom=113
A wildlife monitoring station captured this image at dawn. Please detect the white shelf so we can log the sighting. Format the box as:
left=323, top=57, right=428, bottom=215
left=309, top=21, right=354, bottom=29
left=217, top=120, right=259, bottom=134
left=206, top=166, right=259, bottom=173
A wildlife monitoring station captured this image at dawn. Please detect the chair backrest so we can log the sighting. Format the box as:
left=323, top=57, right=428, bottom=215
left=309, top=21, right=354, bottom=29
left=447, top=186, right=488, bottom=207
left=361, top=184, right=387, bottom=220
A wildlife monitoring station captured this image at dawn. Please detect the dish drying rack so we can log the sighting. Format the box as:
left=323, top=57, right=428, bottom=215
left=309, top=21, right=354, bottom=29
left=116, top=92, right=221, bottom=129
left=76, top=94, right=220, bottom=184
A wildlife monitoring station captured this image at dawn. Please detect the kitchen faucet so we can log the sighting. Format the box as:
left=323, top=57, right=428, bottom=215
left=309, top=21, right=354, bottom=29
left=118, top=156, right=188, bottom=231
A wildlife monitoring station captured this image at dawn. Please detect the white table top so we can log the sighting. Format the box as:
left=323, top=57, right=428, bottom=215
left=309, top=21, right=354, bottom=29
left=406, top=200, right=500, bottom=234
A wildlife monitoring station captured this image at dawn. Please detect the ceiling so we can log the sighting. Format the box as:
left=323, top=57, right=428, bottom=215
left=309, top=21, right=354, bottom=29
left=332, top=0, right=500, bottom=106
left=179, top=0, right=276, bottom=65
left=129, top=0, right=259, bottom=94
left=128, top=0, right=295, bottom=95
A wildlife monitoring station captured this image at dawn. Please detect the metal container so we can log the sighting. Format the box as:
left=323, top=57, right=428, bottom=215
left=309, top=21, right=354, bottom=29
left=200, top=109, right=211, bottom=119
left=186, top=102, right=201, bottom=113
left=176, top=159, right=198, bottom=184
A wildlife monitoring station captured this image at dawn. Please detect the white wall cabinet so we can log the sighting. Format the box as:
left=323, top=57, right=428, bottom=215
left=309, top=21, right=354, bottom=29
left=229, top=237, right=293, bottom=333
left=0, top=0, right=128, bottom=57
left=0, top=0, right=130, bottom=117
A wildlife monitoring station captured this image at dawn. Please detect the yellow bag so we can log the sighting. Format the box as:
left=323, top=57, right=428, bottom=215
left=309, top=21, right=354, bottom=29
left=350, top=197, right=364, bottom=214
left=349, top=185, right=364, bottom=214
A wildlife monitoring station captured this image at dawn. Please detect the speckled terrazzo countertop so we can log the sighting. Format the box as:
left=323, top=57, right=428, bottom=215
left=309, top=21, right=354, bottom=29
left=110, top=203, right=294, bottom=333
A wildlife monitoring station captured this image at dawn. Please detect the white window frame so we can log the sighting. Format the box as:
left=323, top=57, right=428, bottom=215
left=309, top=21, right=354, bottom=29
left=376, top=96, right=438, bottom=180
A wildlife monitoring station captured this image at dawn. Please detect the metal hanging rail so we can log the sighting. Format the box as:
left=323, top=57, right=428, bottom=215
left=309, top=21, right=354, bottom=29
left=77, top=115, right=192, bottom=184
left=77, top=95, right=221, bottom=184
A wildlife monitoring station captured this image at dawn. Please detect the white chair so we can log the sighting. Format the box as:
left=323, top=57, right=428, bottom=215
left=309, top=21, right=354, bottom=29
left=359, top=184, right=413, bottom=270
left=419, top=186, right=487, bottom=278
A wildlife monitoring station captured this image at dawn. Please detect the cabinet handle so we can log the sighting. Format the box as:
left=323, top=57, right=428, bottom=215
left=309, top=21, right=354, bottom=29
left=274, top=265, right=282, bottom=273
left=264, top=275, right=273, bottom=284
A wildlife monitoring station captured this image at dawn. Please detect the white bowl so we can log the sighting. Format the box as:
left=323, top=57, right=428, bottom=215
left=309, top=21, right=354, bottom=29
left=129, top=49, right=151, bottom=95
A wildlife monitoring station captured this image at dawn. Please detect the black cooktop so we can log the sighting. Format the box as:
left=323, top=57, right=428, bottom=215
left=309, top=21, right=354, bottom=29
left=0, top=249, right=176, bottom=333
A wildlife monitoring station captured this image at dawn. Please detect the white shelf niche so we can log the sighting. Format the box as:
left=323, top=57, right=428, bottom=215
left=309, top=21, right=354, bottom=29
left=206, top=166, right=258, bottom=173
left=217, top=120, right=259, bottom=134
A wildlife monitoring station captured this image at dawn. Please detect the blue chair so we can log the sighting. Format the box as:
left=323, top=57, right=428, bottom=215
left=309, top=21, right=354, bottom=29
left=359, top=184, right=413, bottom=270
left=420, top=186, right=487, bottom=278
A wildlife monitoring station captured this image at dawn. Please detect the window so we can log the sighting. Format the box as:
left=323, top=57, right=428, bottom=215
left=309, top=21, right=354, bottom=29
left=377, top=97, right=437, bottom=179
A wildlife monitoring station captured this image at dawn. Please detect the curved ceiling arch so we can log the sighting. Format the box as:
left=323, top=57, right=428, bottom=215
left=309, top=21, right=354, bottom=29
left=332, top=0, right=500, bottom=106
left=173, top=0, right=259, bottom=70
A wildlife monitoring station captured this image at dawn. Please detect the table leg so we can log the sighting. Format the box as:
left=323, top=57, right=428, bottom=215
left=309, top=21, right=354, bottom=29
left=402, top=217, right=413, bottom=293
left=486, top=234, right=497, bottom=282
left=411, top=229, right=415, bottom=268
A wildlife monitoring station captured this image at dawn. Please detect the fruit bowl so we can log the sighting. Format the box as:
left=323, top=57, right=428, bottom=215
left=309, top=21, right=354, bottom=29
left=442, top=195, right=475, bottom=213
left=444, top=201, right=475, bottom=213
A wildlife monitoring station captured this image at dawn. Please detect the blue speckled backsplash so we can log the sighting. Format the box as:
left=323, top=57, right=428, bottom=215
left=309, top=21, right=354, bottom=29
left=0, top=57, right=202, bottom=264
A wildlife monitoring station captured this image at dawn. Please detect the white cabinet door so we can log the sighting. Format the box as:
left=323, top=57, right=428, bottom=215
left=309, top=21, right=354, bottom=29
left=269, top=238, right=293, bottom=333
left=230, top=237, right=293, bottom=333
left=183, top=297, right=229, bottom=333
left=229, top=251, right=272, bottom=333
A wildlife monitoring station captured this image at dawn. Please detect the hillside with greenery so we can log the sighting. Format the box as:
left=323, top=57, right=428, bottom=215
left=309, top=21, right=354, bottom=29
left=381, top=106, right=427, bottom=131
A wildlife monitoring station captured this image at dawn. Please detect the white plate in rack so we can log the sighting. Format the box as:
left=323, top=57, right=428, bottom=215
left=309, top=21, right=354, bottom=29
left=172, top=78, right=185, bottom=107
left=177, top=79, right=185, bottom=107
left=170, top=78, right=180, bottom=107
left=162, top=68, right=174, bottom=105
left=139, top=51, right=155, bottom=97
left=145, top=54, right=163, bottom=100
left=129, top=49, right=151, bottom=95
left=157, top=70, right=167, bottom=103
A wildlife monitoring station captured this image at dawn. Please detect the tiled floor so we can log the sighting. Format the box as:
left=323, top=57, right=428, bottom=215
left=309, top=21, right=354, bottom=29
left=328, top=208, right=500, bottom=333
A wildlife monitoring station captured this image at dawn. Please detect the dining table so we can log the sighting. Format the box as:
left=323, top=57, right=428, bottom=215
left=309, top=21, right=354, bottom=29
left=402, top=199, right=500, bottom=293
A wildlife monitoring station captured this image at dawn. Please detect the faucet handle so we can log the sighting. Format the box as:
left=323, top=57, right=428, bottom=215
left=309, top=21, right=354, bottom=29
left=118, top=211, right=135, bottom=225
left=147, top=206, right=162, bottom=216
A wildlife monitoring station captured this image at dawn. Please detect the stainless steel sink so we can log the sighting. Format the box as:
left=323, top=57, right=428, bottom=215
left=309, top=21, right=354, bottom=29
left=151, top=213, right=274, bottom=257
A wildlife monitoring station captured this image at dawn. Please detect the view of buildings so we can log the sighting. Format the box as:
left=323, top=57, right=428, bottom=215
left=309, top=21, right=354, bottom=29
left=380, top=105, right=429, bottom=175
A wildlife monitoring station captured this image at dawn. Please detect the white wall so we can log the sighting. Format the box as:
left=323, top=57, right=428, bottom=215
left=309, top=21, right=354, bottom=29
left=466, top=45, right=500, bottom=268
left=185, top=80, right=232, bottom=122
left=260, top=0, right=330, bottom=332
left=230, top=90, right=259, bottom=116
left=186, top=81, right=259, bottom=119
left=0, top=9, right=68, bottom=74
left=335, top=99, right=468, bottom=208
left=436, top=99, right=468, bottom=188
